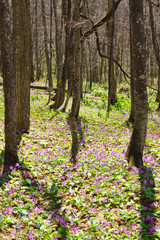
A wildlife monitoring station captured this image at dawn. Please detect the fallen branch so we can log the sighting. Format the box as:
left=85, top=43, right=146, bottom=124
left=30, top=85, right=57, bottom=91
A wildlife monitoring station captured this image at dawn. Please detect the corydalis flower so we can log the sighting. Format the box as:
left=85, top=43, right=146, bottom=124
left=4, top=207, right=13, bottom=215
left=72, top=226, right=78, bottom=233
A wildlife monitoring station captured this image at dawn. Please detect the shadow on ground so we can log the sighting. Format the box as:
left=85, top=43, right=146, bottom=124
left=139, top=166, right=157, bottom=240
left=0, top=162, right=68, bottom=239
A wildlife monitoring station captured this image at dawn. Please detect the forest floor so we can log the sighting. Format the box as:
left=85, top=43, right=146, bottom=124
left=0, top=83, right=160, bottom=240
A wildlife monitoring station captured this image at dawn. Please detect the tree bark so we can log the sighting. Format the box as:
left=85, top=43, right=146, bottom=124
left=28, top=0, right=34, bottom=83
left=41, top=0, right=53, bottom=89
left=128, top=7, right=135, bottom=124
left=53, top=0, right=64, bottom=110
left=126, top=0, right=148, bottom=168
left=69, top=0, right=81, bottom=162
left=107, top=0, right=117, bottom=113
left=0, top=0, right=18, bottom=172
left=13, top=0, right=31, bottom=132
left=53, top=0, right=70, bottom=110
left=35, top=0, right=41, bottom=81
left=148, top=0, right=160, bottom=110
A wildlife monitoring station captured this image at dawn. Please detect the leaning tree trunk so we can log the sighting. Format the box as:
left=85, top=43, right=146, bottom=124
left=13, top=0, right=32, bottom=132
left=0, top=0, right=18, bottom=172
left=126, top=0, right=148, bottom=168
left=69, top=0, right=81, bottom=162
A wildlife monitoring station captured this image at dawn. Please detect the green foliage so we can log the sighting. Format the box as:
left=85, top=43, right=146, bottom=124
left=0, top=83, right=159, bottom=239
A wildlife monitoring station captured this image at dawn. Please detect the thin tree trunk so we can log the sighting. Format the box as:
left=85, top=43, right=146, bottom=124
left=156, top=69, right=160, bottom=111
left=148, top=0, right=160, bottom=110
left=115, top=42, right=120, bottom=84
left=41, top=0, right=53, bottom=89
left=50, top=0, right=53, bottom=85
left=150, top=51, right=154, bottom=85
left=128, top=8, right=135, bottom=124
left=88, top=41, right=93, bottom=90
left=0, top=0, right=18, bottom=172
left=28, top=0, right=34, bottom=83
left=35, top=0, right=41, bottom=81
left=69, top=0, right=81, bottom=162
left=107, top=0, right=116, bottom=113
left=53, top=0, right=70, bottom=110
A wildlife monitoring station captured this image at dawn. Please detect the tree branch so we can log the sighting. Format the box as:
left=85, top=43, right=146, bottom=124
left=80, top=13, right=158, bottom=92
left=80, top=13, right=130, bottom=83
left=81, top=0, right=122, bottom=41
left=147, top=0, right=160, bottom=7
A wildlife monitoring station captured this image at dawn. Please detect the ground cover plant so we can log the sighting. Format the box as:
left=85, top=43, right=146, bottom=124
left=0, top=83, right=160, bottom=240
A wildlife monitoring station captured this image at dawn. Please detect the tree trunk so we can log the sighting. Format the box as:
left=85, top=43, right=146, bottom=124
left=41, top=0, right=53, bottom=89
left=53, top=0, right=64, bottom=110
left=107, top=0, right=117, bottom=113
left=150, top=51, right=154, bottom=85
left=28, top=0, right=34, bottom=83
left=69, top=0, right=81, bottom=162
left=35, top=0, right=41, bottom=81
left=0, top=0, right=18, bottom=172
left=148, top=0, right=160, bottom=110
left=115, top=42, right=120, bottom=84
left=13, top=0, right=31, bottom=132
left=126, top=0, right=148, bottom=168
left=49, top=0, right=53, bottom=85
left=156, top=69, right=160, bottom=111
left=53, top=0, right=70, bottom=110
left=128, top=8, right=135, bottom=124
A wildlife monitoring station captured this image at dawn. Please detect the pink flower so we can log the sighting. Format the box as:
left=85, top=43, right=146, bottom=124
left=72, top=227, right=78, bottom=233
left=16, top=163, right=21, bottom=168
left=48, top=215, right=52, bottom=220
left=114, top=229, right=119, bottom=234
left=12, top=231, right=16, bottom=237
left=34, top=207, right=39, bottom=212
left=122, top=226, right=126, bottom=231
left=4, top=206, right=13, bottom=215
left=34, top=207, right=42, bottom=213
left=8, top=207, right=13, bottom=214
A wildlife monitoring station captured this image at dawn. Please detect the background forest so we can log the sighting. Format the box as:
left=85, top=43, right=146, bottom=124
left=0, top=0, right=160, bottom=239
